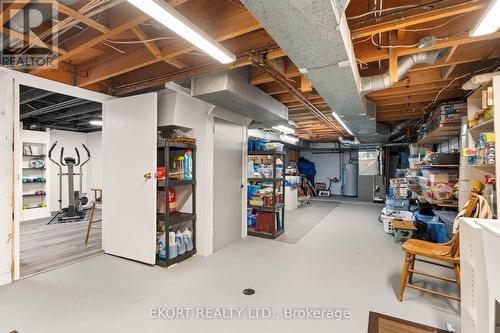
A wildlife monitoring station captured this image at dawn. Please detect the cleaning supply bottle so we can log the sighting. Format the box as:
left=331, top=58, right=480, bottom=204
left=176, top=231, right=186, bottom=255
left=168, top=231, right=177, bottom=259
left=183, top=229, right=193, bottom=252
left=184, top=150, right=192, bottom=180
left=177, top=156, right=185, bottom=180
left=157, top=232, right=166, bottom=259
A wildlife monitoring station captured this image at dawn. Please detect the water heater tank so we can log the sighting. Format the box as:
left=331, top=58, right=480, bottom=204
left=342, top=163, right=358, bottom=197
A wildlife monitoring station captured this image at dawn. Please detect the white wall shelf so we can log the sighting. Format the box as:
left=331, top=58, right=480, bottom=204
left=19, top=129, right=51, bottom=221
left=460, top=74, right=500, bottom=217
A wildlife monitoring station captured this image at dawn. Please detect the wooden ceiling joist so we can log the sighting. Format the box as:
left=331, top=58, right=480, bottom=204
left=373, top=91, right=463, bottom=106
left=0, top=26, right=66, bottom=54
left=51, top=0, right=110, bottom=34
left=131, top=26, right=186, bottom=69
left=357, top=30, right=500, bottom=64
left=32, top=0, right=190, bottom=74
left=77, top=8, right=262, bottom=87
left=0, top=0, right=28, bottom=26
left=351, top=1, right=488, bottom=39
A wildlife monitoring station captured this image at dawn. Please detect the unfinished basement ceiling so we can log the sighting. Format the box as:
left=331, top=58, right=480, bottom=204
left=20, top=85, right=102, bottom=133
left=3, top=0, right=500, bottom=142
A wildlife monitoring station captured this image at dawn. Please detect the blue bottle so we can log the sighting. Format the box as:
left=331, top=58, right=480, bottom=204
left=184, top=150, right=192, bottom=180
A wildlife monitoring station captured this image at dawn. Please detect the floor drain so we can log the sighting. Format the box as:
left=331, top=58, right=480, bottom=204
left=243, top=288, right=255, bottom=295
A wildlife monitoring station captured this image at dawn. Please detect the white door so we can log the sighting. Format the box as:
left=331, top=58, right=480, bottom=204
left=213, top=118, right=244, bottom=252
left=102, top=93, right=157, bottom=264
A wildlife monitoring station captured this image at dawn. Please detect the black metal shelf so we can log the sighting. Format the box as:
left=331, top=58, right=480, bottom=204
left=157, top=179, right=196, bottom=188
left=248, top=150, right=285, bottom=156
left=23, top=154, right=46, bottom=158
left=157, top=212, right=195, bottom=226
left=247, top=228, right=285, bottom=239
left=248, top=177, right=284, bottom=182
left=23, top=193, right=46, bottom=197
left=248, top=203, right=284, bottom=211
left=157, top=140, right=196, bottom=150
left=247, top=148, right=286, bottom=239
left=156, top=138, right=196, bottom=267
left=156, top=249, right=197, bottom=267
left=23, top=168, right=45, bottom=171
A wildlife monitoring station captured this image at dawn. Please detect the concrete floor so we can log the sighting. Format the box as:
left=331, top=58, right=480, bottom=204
left=0, top=202, right=460, bottom=333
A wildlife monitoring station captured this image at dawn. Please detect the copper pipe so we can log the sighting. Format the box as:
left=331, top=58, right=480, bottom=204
left=250, top=54, right=345, bottom=134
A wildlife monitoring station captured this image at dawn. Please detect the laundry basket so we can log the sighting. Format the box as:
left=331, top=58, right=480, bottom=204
left=379, top=208, right=415, bottom=234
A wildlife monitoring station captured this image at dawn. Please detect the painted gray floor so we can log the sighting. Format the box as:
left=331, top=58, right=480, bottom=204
left=277, top=201, right=340, bottom=243
left=20, top=209, right=102, bottom=277
left=1, top=202, right=460, bottom=332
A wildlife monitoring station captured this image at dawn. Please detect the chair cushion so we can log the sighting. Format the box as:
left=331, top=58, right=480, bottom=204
left=402, top=239, right=459, bottom=262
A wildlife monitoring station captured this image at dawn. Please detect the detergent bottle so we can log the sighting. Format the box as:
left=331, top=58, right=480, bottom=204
left=184, top=150, right=192, bottom=180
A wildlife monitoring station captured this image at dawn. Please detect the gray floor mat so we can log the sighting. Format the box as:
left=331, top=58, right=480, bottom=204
left=276, top=201, right=340, bottom=244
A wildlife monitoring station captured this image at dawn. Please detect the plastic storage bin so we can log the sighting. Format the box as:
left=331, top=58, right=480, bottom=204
left=248, top=139, right=269, bottom=151
left=265, top=142, right=285, bottom=151
left=247, top=210, right=256, bottom=227
left=433, top=210, right=458, bottom=240
left=385, top=195, right=412, bottom=211
left=255, top=212, right=275, bottom=233
left=427, top=222, right=448, bottom=243
left=414, top=212, right=448, bottom=243
left=247, top=184, right=261, bottom=200
left=379, top=208, right=415, bottom=234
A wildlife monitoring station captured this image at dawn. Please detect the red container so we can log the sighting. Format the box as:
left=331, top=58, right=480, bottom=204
left=158, top=189, right=176, bottom=213
left=255, top=212, right=275, bottom=233
left=157, top=167, right=166, bottom=181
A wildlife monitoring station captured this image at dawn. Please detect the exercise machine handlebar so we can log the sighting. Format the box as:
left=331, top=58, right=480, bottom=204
left=60, top=147, right=66, bottom=166
left=81, top=143, right=91, bottom=167
left=48, top=141, right=60, bottom=167
left=74, top=147, right=81, bottom=166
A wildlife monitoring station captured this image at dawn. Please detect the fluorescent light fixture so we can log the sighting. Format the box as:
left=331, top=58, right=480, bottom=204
left=471, top=0, right=500, bottom=36
left=89, top=120, right=103, bottom=126
left=127, top=0, right=236, bottom=64
left=272, top=125, right=295, bottom=134
left=283, top=134, right=299, bottom=143
left=331, top=112, right=354, bottom=136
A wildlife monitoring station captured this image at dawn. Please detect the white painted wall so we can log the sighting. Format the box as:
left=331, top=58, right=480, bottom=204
left=0, top=71, right=15, bottom=285
left=86, top=131, right=103, bottom=193
left=0, top=67, right=112, bottom=285
left=300, top=151, right=353, bottom=195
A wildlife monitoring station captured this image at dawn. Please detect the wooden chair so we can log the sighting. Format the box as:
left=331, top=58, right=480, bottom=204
left=398, top=194, right=479, bottom=302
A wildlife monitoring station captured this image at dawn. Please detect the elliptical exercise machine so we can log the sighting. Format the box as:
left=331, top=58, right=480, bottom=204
left=48, top=141, right=91, bottom=224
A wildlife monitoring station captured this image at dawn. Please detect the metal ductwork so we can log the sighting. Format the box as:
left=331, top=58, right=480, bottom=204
left=241, top=0, right=445, bottom=144
left=360, top=50, right=445, bottom=95
left=462, top=71, right=500, bottom=90
left=191, top=68, right=288, bottom=123
left=338, top=136, right=359, bottom=146
left=390, top=119, right=418, bottom=137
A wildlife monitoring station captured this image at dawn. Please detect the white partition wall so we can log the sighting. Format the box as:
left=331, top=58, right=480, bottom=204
left=0, top=67, right=112, bottom=284
left=0, top=71, right=15, bottom=285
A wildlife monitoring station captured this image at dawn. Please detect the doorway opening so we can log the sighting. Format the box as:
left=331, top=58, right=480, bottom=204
left=18, top=84, right=104, bottom=278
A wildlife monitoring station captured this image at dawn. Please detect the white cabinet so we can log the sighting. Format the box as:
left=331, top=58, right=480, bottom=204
left=461, top=218, right=500, bottom=333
